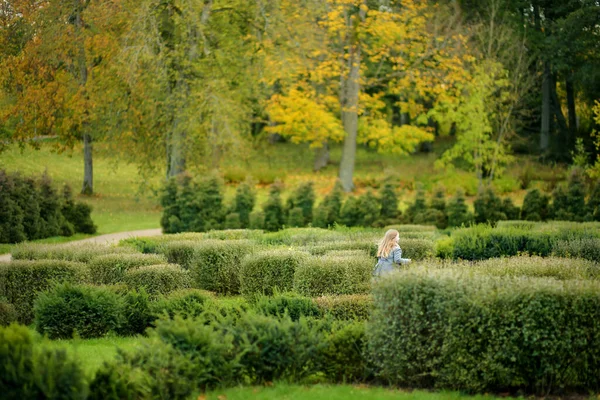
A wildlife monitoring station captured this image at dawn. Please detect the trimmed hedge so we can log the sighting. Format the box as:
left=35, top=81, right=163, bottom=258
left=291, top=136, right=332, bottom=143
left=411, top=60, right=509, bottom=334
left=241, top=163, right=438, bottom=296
left=187, top=240, right=256, bottom=295
left=89, top=253, right=167, bottom=285
left=303, top=238, right=434, bottom=260
left=116, top=289, right=154, bottom=337
left=122, top=264, right=192, bottom=297
left=254, top=293, right=321, bottom=321
left=34, top=283, right=122, bottom=339
left=367, top=269, right=600, bottom=393
left=152, top=289, right=213, bottom=320
left=239, top=249, right=309, bottom=297
left=259, top=228, right=346, bottom=246
left=156, top=240, right=199, bottom=269
left=293, top=255, right=373, bottom=297
left=469, top=256, right=599, bottom=280
left=319, top=321, right=368, bottom=382
left=314, top=294, right=373, bottom=320
left=553, top=238, right=600, bottom=263
left=11, top=243, right=137, bottom=263
left=0, top=260, right=89, bottom=324
left=0, top=300, right=17, bottom=326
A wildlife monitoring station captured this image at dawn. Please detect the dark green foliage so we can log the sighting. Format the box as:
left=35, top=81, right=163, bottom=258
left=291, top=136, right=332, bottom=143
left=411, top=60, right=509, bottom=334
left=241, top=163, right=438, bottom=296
left=501, top=197, right=520, bottom=220
left=379, top=180, right=399, bottom=221
left=12, top=175, right=41, bottom=240
left=116, top=289, right=154, bottom=336
left=254, top=293, right=321, bottom=321
left=61, top=185, right=97, bottom=234
left=358, top=190, right=381, bottom=227
left=188, top=240, right=255, bottom=295
left=263, top=183, right=285, bottom=231
left=313, top=181, right=344, bottom=228
left=0, top=170, right=26, bottom=244
left=233, top=177, right=256, bottom=228
left=286, top=207, right=304, bottom=227
left=447, top=189, right=473, bottom=227
left=11, top=242, right=137, bottom=263
left=588, top=184, right=600, bottom=221
left=565, top=168, right=587, bottom=222
left=34, top=283, right=122, bottom=339
left=553, top=238, right=600, bottom=263
left=123, top=264, right=192, bottom=297
left=248, top=210, right=265, bottom=230
left=0, top=324, right=34, bottom=399
left=224, top=213, right=242, bottom=229
left=405, top=184, right=428, bottom=223
left=314, top=295, right=373, bottom=320
left=286, top=182, right=315, bottom=226
left=176, top=174, right=202, bottom=232
left=88, top=360, right=152, bottom=400
left=0, top=300, right=17, bottom=326
left=88, top=253, right=167, bottom=285
left=0, top=260, right=89, bottom=324
left=399, top=238, right=436, bottom=260
left=522, top=189, right=551, bottom=221
left=38, top=172, right=65, bottom=238
left=551, top=185, right=569, bottom=220
left=160, top=177, right=181, bottom=234
left=197, top=173, right=226, bottom=231
left=428, top=186, right=448, bottom=229
left=319, top=321, right=368, bottom=383
left=340, top=196, right=362, bottom=227
left=473, top=187, right=507, bottom=225
left=413, top=209, right=446, bottom=230
left=152, top=289, right=212, bottom=320
left=33, top=347, right=87, bottom=400
left=239, top=249, right=308, bottom=297
left=156, top=240, right=198, bottom=269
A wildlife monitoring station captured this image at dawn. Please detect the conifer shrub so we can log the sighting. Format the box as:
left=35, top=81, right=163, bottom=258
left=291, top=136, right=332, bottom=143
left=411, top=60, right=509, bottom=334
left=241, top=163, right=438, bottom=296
left=239, top=249, right=309, bottom=297
left=565, top=168, right=587, bottom=222
left=12, top=174, right=42, bottom=241
left=286, top=182, right=315, bottom=226
left=0, top=260, right=89, bottom=324
left=197, top=173, right=226, bottom=231
left=224, top=213, right=242, bottom=229
left=233, top=177, right=256, bottom=228
left=254, top=293, right=321, bottom=321
left=188, top=239, right=256, bottom=295
left=0, top=170, right=26, bottom=244
left=404, top=184, right=428, bottom=223
left=34, top=283, right=122, bottom=339
left=61, top=185, right=96, bottom=234
left=501, top=197, right=520, bottom=220
left=249, top=210, right=265, bottom=230
left=286, top=207, right=305, bottom=228
left=473, top=187, right=507, bottom=225
left=447, top=188, right=473, bottom=227
left=314, top=294, right=373, bottom=320
left=551, top=185, right=569, bottom=220
left=0, top=299, right=17, bottom=326
left=358, top=190, right=381, bottom=227
left=521, top=188, right=551, bottom=221
left=263, top=182, right=285, bottom=231
left=38, top=172, right=65, bottom=239
left=379, top=180, right=400, bottom=223
left=340, top=196, right=362, bottom=227
left=319, top=320, right=368, bottom=383
left=313, top=181, right=344, bottom=228
left=152, top=289, right=213, bottom=320
left=293, top=254, right=372, bottom=297
left=553, top=238, right=600, bottom=263
left=587, top=184, right=600, bottom=221
left=160, top=176, right=182, bottom=234
left=123, top=264, right=192, bottom=297
left=88, top=253, right=167, bottom=285
left=116, top=289, right=154, bottom=336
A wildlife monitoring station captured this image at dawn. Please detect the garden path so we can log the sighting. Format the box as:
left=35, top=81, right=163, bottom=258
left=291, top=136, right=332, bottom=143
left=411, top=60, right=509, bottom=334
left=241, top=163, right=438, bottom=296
left=0, top=228, right=163, bottom=262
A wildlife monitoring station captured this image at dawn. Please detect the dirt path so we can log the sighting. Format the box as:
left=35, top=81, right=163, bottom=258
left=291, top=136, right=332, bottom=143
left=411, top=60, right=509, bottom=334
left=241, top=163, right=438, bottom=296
left=0, top=228, right=163, bottom=263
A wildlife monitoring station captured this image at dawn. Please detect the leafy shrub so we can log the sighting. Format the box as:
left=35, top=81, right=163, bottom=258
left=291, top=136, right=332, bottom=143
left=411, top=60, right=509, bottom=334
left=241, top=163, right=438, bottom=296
left=314, top=294, right=373, bottom=320
left=0, top=300, right=17, bottom=326
left=38, top=172, right=66, bottom=239
left=435, top=237, right=454, bottom=259
left=303, top=239, right=377, bottom=257
left=286, top=207, right=305, bottom=228
left=61, top=185, right=97, bottom=234
left=319, top=321, right=368, bottom=382
left=263, top=183, right=285, bottom=231
left=0, top=260, right=89, bottom=324
left=446, top=188, right=473, bottom=227
left=254, top=293, right=321, bottom=321
left=225, top=313, right=324, bottom=383
left=11, top=174, right=41, bottom=241
left=89, top=253, right=167, bottom=285
left=260, top=227, right=345, bottom=246
left=379, top=180, right=400, bottom=222
left=239, top=249, right=308, bottom=297
left=33, top=346, right=87, bottom=400
left=156, top=240, right=199, bottom=269
left=88, top=359, right=152, bottom=400
left=160, top=176, right=181, bottom=234
left=340, top=196, right=362, bottom=227
left=152, top=289, right=213, bottom=320
left=313, top=181, right=344, bottom=228
left=468, top=256, right=599, bottom=280
left=203, top=229, right=264, bottom=241
left=188, top=239, right=256, bottom=295
left=0, top=323, right=34, bottom=399
left=358, top=190, right=381, bottom=227
left=293, top=254, right=372, bottom=297
left=553, top=238, right=600, bottom=263
left=233, top=177, right=256, bottom=228
left=404, top=184, right=428, bottom=223
left=123, top=264, right=192, bottom=297
left=249, top=210, right=265, bottom=230
left=521, top=189, right=550, bottom=221
left=11, top=242, right=137, bottom=262
left=286, top=182, right=315, bottom=226
left=116, top=289, right=154, bottom=336
left=367, top=269, right=600, bottom=393
left=324, top=249, right=369, bottom=258
left=587, top=183, right=600, bottom=221
left=34, top=283, right=122, bottom=339
left=0, top=171, right=27, bottom=244
left=473, top=187, right=507, bottom=225
left=399, top=238, right=436, bottom=260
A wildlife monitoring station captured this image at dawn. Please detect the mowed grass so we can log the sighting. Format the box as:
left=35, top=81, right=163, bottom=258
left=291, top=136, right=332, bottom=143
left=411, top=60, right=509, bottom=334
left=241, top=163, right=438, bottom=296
left=202, top=384, right=503, bottom=400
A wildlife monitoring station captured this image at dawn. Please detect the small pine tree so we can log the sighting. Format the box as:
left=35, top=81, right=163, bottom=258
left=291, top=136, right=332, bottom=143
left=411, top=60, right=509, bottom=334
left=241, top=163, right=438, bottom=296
left=38, top=172, right=64, bottom=238
left=263, top=182, right=285, bottom=231
left=551, top=186, right=570, bottom=220
left=405, top=184, right=428, bottom=223
left=587, top=184, right=600, bottom=221
left=521, top=189, right=550, bottom=221
left=474, top=187, right=507, bottom=225
left=286, top=182, right=315, bottom=226
left=429, top=186, right=448, bottom=229
left=359, top=190, right=381, bottom=227
left=287, top=207, right=304, bottom=227
left=249, top=210, right=265, bottom=230
left=197, top=173, right=225, bottom=231
left=176, top=174, right=202, bottom=232
left=501, top=197, right=520, bottom=220
left=447, top=188, right=473, bottom=227
left=160, top=177, right=181, bottom=234
left=61, top=185, right=97, bottom=235
left=12, top=175, right=42, bottom=240
left=0, top=170, right=26, bottom=243
left=313, top=180, right=344, bottom=228
left=224, top=213, right=242, bottom=229
left=234, top=177, right=256, bottom=228
left=566, top=168, right=587, bottom=222
left=379, top=181, right=399, bottom=221
left=340, top=196, right=362, bottom=227
left=312, top=204, right=328, bottom=228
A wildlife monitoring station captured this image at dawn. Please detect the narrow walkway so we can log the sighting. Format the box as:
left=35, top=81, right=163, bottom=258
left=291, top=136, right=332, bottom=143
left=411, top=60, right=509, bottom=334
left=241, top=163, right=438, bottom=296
left=0, top=228, right=163, bottom=263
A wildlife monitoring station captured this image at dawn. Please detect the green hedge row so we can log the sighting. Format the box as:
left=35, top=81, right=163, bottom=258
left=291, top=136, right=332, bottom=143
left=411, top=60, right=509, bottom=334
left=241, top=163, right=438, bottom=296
left=12, top=243, right=137, bottom=263
left=367, top=268, right=600, bottom=393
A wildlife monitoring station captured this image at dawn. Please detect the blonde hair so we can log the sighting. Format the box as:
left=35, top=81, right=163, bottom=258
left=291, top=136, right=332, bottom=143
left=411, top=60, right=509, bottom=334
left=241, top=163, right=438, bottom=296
left=377, top=229, right=399, bottom=258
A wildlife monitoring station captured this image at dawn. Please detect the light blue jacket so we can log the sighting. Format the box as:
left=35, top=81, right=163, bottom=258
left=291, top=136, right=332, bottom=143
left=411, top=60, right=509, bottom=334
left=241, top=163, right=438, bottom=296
left=373, top=245, right=410, bottom=276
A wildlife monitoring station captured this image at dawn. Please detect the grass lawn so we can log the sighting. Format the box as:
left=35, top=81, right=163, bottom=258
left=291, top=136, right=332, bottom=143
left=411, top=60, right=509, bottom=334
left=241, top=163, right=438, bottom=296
left=202, top=384, right=502, bottom=400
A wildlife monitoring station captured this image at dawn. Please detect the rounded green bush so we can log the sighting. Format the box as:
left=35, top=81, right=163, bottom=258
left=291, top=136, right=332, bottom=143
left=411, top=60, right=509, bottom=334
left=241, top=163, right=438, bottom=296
left=314, top=294, right=373, bottom=320
left=34, top=283, right=122, bottom=339
left=152, top=289, right=213, bottom=320
left=319, top=321, right=368, bottom=382
left=89, top=253, right=167, bottom=285
left=254, top=293, right=321, bottom=321
left=156, top=240, right=199, bottom=269
left=0, top=299, right=17, bottom=326
left=293, top=255, right=373, bottom=297
left=0, top=260, right=89, bottom=324
left=123, top=264, right=192, bottom=297
left=116, top=289, right=154, bottom=336
left=239, top=249, right=309, bottom=297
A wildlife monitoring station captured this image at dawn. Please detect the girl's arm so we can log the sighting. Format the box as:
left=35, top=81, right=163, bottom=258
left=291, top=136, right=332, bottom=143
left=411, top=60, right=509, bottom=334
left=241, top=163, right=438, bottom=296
left=392, top=247, right=411, bottom=265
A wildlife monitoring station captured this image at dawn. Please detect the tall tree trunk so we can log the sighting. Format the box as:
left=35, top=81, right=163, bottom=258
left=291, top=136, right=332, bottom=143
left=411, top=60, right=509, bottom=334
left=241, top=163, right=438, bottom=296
left=82, top=134, right=93, bottom=195
left=566, top=72, right=577, bottom=144
left=313, top=142, right=329, bottom=171
left=540, top=62, right=551, bottom=154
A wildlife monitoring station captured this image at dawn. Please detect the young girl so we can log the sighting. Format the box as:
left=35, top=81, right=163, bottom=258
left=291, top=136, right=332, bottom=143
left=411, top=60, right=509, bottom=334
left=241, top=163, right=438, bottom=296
left=373, top=229, right=411, bottom=277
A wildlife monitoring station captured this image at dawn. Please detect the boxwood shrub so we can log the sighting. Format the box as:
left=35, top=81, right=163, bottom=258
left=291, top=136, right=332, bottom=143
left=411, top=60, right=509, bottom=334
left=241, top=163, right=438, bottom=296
left=0, top=260, right=89, bottom=324
left=122, top=264, right=192, bottom=297
left=34, top=282, right=122, bottom=339
left=367, top=269, right=600, bottom=393
left=319, top=321, right=369, bottom=383
left=239, top=249, right=309, bottom=297
left=552, top=238, right=600, bottom=263
left=293, top=255, right=373, bottom=297
left=89, top=253, right=167, bottom=285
